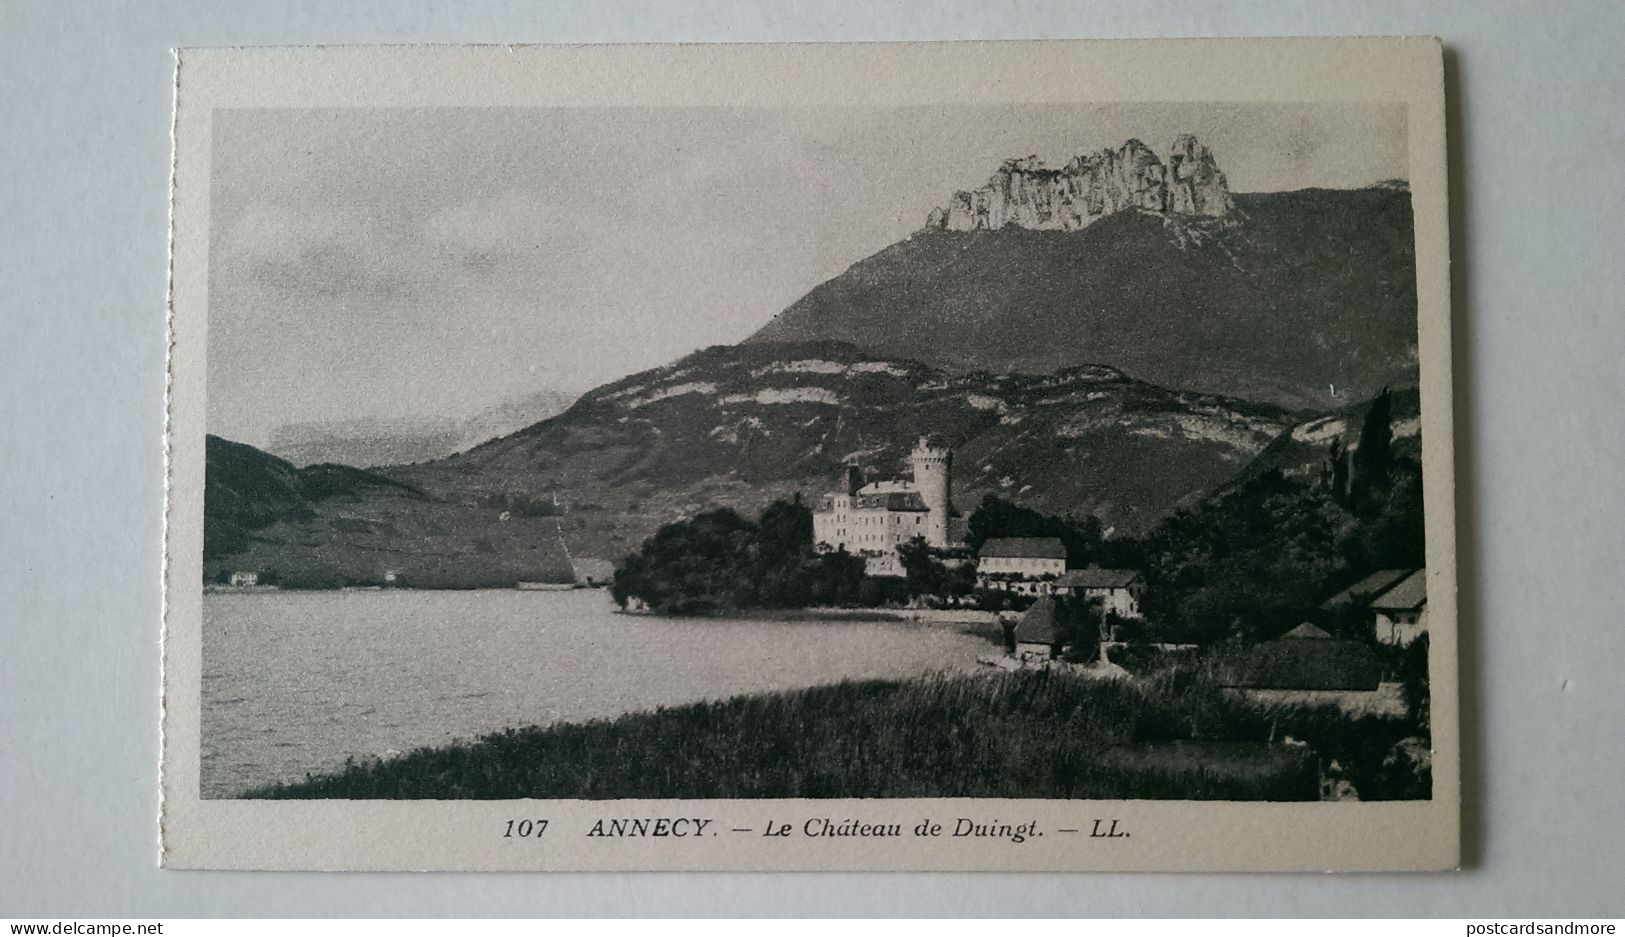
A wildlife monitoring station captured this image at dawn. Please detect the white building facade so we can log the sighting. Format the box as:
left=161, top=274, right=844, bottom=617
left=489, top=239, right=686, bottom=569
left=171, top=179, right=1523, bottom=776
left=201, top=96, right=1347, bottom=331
left=975, top=537, right=1068, bottom=595
left=1054, top=567, right=1146, bottom=618
left=1370, top=569, right=1428, bottom=647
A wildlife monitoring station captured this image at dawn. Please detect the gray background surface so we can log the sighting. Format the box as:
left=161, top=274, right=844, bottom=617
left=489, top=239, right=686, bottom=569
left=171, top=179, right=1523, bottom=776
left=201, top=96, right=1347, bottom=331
left=2, top=0, right=1621, bottom=918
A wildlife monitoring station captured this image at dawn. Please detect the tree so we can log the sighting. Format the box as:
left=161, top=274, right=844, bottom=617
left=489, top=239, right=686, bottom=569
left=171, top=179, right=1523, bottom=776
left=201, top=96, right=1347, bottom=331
left=942, top=560, right=978, bottom=601
left=611, top=507, right=761, bottom=613
left=1055, top=594, right=1104, bottom=663
left=758, top=494, right=813, bottom=566
left=897, top=536, right=945, bottom=600
left=966, top=494, right=1122, bottom=568
left=1339, top=456, right=1426, bottom=571
left=1326, top=437, right=1351, bottom=505
left=1350, top=388, right=1393, bottom=511
left=1137, top=470, right=1348, bottom=644
left=808, top=548, right=865, bottom=607
left=1396, top=633, right=1431, bottom=727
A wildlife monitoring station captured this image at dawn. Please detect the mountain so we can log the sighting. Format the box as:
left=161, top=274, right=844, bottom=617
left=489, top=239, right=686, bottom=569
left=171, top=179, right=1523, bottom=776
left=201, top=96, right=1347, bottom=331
left=750, top=152, right=1417, bottom=411
left=265, top=388, right=579, bottom=468
left=923, top=135, right=1232, bottom=232
left=202, top=435, right=575, bottom=589
left=384, top=341, right=1300, bottom=560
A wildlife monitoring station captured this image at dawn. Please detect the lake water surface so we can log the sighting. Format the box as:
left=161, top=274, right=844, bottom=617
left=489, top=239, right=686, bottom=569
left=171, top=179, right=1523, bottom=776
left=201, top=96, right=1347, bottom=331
left=202, top=589, right=989, bottom=797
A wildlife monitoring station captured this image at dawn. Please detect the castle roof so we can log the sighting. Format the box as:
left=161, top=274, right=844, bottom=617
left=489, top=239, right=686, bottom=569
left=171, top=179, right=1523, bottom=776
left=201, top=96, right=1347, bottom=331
left=853, top=492, right=930, bottom=512
left=858, top=480, right=915, bottom=495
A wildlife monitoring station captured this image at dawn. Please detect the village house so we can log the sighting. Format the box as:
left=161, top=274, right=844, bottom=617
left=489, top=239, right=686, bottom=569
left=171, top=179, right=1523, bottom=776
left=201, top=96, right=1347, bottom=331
left=1369, top=569, right=1427, bottom=647
left=1011, top=596, right=1063, bottom=661
left=975, top=537, right=1067, bottom=595
left=812, top=437, right=962, bottom=577
left=1320, top=568, right=1428, bottom=647
left=1053, top=565, right=1146, bottom=618
left=207, top=568, right=278, bottom=593
left=1216, top=622, right=1405, bottom=718
left=1319, top=568, right=1411, bottom=609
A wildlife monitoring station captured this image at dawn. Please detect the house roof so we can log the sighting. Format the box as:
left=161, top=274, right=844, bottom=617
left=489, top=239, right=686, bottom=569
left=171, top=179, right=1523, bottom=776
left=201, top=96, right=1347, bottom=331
left=857, top=480, right=914, bottom=495
left=1056, top=567, right=1142, bottom=589
left=978, top=537, right=1067, bottom=560
left=1319, top=569, right=1414, bottom=610
left=1216, top=637, right=1383, bottom=691
left=1014, top=596, right=1062, bottom=644
left=1280, top=622, right=1332, bottom=640
left=1370, top=569, right=1427, bottom=611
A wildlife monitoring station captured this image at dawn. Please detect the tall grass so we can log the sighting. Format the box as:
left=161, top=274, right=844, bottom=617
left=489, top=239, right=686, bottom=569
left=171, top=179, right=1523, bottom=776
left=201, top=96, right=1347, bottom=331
left=253, top=670, right=1340, bottom=801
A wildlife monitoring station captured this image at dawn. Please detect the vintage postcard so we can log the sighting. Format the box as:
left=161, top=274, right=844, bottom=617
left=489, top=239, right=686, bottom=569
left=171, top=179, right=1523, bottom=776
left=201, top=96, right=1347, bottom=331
left=162, top=39, right=1458, bottom=871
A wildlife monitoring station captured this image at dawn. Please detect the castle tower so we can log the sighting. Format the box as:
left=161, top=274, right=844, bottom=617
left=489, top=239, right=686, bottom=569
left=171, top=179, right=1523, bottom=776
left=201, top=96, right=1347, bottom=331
left=910, top=436, right=952, bottom=547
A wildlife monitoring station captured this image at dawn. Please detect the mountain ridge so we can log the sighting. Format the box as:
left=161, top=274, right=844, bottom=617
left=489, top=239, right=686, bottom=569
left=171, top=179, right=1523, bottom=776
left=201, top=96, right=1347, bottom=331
left=750, top=185, right=1418, bottom=410
left=923, top=134, right=1233, bottom=233
left=266, top=387, right=580, bottom=468
left=387, top=340, right=1304, bottom=560
left=203, top=343, right=1419, bottom=589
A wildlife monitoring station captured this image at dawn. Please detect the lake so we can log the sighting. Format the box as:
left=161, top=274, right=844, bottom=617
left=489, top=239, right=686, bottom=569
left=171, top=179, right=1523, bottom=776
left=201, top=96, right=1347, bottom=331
left=201, top=589, right=991, bottom=797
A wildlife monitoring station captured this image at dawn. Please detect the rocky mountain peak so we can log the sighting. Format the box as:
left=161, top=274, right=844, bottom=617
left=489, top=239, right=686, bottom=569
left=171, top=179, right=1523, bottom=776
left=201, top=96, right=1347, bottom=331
left=923, top=135, right=1234, bottom=232
left=1166, top=134, right=1232, bottom=217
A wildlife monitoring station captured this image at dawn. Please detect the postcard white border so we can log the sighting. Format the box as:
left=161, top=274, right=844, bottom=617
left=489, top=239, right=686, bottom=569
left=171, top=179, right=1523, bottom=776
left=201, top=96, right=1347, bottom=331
left=163, top=38, right=1457, bottom=872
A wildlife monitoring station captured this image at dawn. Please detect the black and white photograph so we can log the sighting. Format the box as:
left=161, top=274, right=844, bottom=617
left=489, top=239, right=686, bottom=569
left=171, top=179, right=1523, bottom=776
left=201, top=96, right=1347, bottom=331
left=160, top=40, right=1459, bottom=872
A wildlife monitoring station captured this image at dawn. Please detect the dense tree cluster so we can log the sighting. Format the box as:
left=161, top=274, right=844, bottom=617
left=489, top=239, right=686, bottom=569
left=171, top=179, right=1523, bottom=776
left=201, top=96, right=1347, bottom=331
left=966, top=495, right=1142, bottom=569
left=611, top=496, right=869, bottom=614
left=1137, top=389, right=1425, bottom=644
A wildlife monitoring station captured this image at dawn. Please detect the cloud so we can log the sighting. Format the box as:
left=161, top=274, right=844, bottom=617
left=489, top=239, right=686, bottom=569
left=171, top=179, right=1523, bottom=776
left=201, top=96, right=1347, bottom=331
left=246, top=241, right=425, bottom=301
left=218, top=202, right=443, bottom=304
left=423, top=190, right=563, bottom=254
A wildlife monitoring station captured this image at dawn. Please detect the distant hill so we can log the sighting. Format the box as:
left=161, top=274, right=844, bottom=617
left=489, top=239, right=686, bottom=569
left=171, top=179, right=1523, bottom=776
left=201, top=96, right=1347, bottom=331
left=749, top=186, right=1418, bottom=410
left=202, top=435, right=575, bottom=589
left=386, top=341, right=1301, bottom=559
left=206, top=349, right=1419, bottom=584
left=265, top=388, right=579, bottom=468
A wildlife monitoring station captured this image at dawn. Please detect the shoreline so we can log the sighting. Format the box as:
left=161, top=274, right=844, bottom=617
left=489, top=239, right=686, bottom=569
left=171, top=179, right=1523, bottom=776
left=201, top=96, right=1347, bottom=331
left=656, top=606, right=1002, bottom=626
left=200, top=587, right=998, bottom=627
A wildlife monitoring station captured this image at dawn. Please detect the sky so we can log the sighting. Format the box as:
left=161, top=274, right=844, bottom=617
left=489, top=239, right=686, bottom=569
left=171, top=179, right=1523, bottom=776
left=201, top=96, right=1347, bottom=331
left=206, top=102, right=1407, bottom=446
